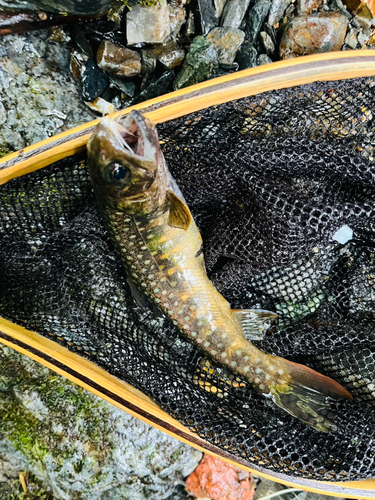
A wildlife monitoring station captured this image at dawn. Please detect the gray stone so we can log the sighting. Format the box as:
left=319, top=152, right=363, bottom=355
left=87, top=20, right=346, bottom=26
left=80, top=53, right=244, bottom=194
left=97, top=41, right=141, bottom=78
left=186, top=11, right=196, bottom=36
left=0, top=345, right=202, bottom=499
left=221, top=0, right=252, bottom=28
left=126, top=0, right=170, bottom=46
left=298, top=0, right=323, bottom=13
left=258, top=53, right=273, bottom=64
left=197, top=0, right=219, bottom=35
left=268, top=0, right=291, bottom=25
left=206, top=26, right=245, bottom=64
left=345, top=28, right=359, bottom=48
left=259, top=31, right=275, bottom=55
left=279, top=12, right=348, bottom=59
left=355, top=3, right=373, bottom=28
left=0, top=0, right=114, bottom=15
left=214, top=0, right=228, bottom=16
left=0, top=30, right=93, bottom=153
left=109, top=77, right=136, bottom=97
left=169, top=3, right=186, bottom=39
left=357, top=29, right=371, bottom=45
left=150, top=40, right=185, bottom=69
left=173, top=36, right=219, bottom=90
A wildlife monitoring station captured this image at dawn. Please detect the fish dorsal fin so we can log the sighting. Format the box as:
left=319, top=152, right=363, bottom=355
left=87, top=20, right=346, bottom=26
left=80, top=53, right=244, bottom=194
left=166, top=189, right=192, bottom=231
left=232, top=309, right=277, bottom=341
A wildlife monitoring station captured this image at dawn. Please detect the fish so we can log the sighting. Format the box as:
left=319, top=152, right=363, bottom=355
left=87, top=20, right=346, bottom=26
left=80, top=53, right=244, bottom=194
left=87, top=110, right=352, bottom=433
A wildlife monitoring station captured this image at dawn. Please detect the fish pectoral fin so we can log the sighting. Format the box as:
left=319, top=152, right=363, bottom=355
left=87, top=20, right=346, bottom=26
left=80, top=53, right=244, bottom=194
left=127, top=278, right=150, bottom=310
left=232, top=309, right=277, bottom=340
left=166, top=189, right=192, bottom=231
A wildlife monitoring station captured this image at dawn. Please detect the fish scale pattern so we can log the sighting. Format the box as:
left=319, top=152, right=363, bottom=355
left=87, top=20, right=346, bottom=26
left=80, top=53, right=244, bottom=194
left=1, top=78, right=375, bottom=480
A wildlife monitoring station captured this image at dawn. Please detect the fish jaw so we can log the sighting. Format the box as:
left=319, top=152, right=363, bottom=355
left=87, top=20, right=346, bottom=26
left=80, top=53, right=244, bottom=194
left=87, top=110, right=169, bottom=215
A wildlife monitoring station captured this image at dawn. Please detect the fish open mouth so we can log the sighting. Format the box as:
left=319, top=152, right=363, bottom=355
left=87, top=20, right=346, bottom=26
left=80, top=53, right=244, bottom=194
left=102, top=110, right=157, bottom=163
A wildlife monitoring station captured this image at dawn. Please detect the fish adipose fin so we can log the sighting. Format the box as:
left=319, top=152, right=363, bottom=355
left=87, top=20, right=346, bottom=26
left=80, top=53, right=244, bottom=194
left=167, top=189, right=192, bottom=230
left=232, top=309, right=277, bottom=341
left=270, top=359, right=352, bottom=432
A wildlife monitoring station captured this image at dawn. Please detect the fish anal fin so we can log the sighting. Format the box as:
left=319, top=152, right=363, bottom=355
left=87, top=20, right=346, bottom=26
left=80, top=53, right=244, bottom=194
left=269, top=358, right=352, bottom=433
left=167, top=189, right=192, bottom=231
left=232, top=309, right=277, bottom=341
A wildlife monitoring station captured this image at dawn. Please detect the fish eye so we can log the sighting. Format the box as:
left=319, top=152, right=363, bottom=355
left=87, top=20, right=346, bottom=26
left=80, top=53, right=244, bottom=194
left=110, top=163, right=129, bottom=182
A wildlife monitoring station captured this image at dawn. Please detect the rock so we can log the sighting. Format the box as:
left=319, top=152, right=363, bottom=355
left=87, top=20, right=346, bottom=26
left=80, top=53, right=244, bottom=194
left=109, top=76, right=136, bottom=97
left=279, top=12, right=348, bottom=59
left=355, top=3, right=373, bottom=28
left=259, top=31, right=275, bottom=55
left=206, top=27, right=245, bottom=64
left=0, top=345, right=202, bottom=499
left=197, top=0, right=219, bottom=35
left=357, top=29, right=371, bottom=44
left=85, top=96, right=116, bottom=115
left=268, top=0, right=291, bottom=25
left=126, top=0, right=170, bottom=46
left=0, top=0, right=114, bottom=15
left=221, top=0, right=252, bottom=28
left=81, top=57, right=109, bottom=102
left=245, top=0, right=272, bottom=45
left=345, top=28, right=359, bottom=48
left=173, top=36, right=219, bottom=90
left=258, top=53, right=273, bottom=64
left=96, top=40, right=141, bottom=77
left=150, top=40, right=185, bottom=69
left=298, top=0, right=323, bottom=13
left=0, top=31, right=93, bottom=152
left=214, top=0, right=228, bottom=17
left=186, top=454, right=255, bottom=500
left=185, top=11, right=196, bottom=36
left=236, top=40, right=258, bottom=69
left=141, top=48, right=157, bottom=76
left=169, top=3, right=186, bottom=39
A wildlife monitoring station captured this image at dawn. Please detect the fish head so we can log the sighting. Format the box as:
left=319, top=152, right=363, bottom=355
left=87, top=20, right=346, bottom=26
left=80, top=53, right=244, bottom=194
left=87, top=110, right=168, bottom=214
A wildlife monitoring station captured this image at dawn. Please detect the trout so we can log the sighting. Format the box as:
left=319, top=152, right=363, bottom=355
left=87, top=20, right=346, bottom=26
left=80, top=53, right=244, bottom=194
left=87, top=110, right=352, bottom=432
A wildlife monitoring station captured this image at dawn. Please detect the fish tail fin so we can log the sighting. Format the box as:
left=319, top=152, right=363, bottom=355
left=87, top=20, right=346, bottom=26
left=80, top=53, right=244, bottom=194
left=269, top=358, right=352, bottom=433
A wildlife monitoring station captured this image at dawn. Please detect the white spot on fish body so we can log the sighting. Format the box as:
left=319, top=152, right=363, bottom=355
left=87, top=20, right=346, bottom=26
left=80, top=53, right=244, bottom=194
left=148, top=274, right=154, bottom=279
left=173, top=301, right=179, bottom=306
left=243, top=366, right=250, bottom=373
left=221, top=352, right=227, bottom=358
left=204, top=341, right=210, bottom=347
left=130, top=235, right=136, bottom=239
left=145, top=260, right=151, bottom=265
left=278, top=369, right=284, bottom=375
left=221, top=333, right=227, bottom=339
left=191, top=331, right=197, bottom=336
left=255, top=368, right=263, bottom=374
left=231, top=361, right=237, bottom=367
left=265, top=374, right=271, bottom=380
left=153, top=288, right=160, bottom=293
left=236, top=350, right=242, bottom=356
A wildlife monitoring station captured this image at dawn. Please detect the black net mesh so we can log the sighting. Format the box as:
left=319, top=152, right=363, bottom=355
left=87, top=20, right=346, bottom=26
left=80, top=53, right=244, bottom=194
left=1, top=77, right=375, bottom=481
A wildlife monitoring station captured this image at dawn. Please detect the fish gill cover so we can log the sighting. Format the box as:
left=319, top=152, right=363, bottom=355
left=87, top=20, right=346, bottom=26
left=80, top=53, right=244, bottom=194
left=1, top=77, right=375, bottom=481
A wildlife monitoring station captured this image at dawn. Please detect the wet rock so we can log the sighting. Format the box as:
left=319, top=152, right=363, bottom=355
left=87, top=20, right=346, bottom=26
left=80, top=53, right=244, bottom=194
left=206, top=26, right=245, bottom=64
left=245, top=0, right=272, bottom=44
left=236, top=0, right=271, bottom=69
left=126, top=0, right=170, bottom=46
left=236, top=40, right=258, bottom=69
left=0, top=31, right=93, bottom=151
left=141, top=48, right=157, bottom=76
left=259, top=31, right=275, bottom=55
left=268, top=0, right=291, bottom=25
left=221, top=0, right=252, bottom=28
left=0, top=345, right=202, bottom=499
left=173, top=35, right=218, bottom=90
left=0, top=0, right=114, bottom=15
left=150, top=40, right=185, bottom=69
left=109, top=76, right=136, bottom=97
left=96, top=40, right=141, bottom=77
left=279, top=12, right=348, bottom=59
left=81, top=57, right=109, bottom=101
left=345, top=28, right=359, bottom=48
left=258, top=53, right=273, bottom=64
left=169, top=3, right=186, bottom=39
left=357, top=29, right=371, bottom=44
left=186, top=454, right=255, bottom=500
left=197, top=0, right=219, bottom=35
left=85, top=96, right=116, bottom=115
left=127, top=69, right=175, bottom=105
left=298, top=0, right=323, bottom=13
left=214, top=0, right=228, bottom=17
